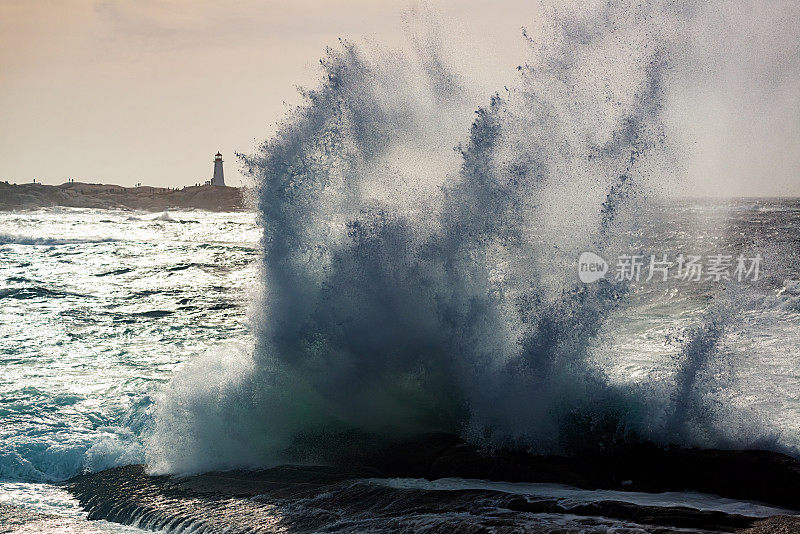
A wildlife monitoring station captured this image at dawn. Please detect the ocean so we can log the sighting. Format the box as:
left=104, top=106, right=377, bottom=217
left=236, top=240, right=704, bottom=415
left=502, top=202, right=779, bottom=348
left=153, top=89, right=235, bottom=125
left=3, top=1, right=800, bottom=531
left=0, top=209, right=259, bottom=532
left=1, top=201, right=799, bottom=532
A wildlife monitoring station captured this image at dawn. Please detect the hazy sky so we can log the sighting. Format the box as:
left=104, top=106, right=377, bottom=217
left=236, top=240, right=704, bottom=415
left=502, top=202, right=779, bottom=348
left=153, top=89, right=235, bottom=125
left=1, top=0, right=798, bottom=196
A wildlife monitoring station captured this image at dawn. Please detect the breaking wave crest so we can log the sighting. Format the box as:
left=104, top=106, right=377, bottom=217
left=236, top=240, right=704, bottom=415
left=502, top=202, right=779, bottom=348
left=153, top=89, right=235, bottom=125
left=0, top=234, right=118, bottom=246
left=144, top=1, right=782, bottom=474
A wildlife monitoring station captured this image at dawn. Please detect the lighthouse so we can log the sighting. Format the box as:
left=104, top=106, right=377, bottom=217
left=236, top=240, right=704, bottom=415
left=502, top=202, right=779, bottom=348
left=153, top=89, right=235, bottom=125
left=211, top=152, right=225, bottom=186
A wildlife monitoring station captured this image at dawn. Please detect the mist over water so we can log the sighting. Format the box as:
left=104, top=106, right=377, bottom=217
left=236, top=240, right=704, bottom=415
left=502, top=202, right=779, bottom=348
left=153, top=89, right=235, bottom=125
left=144, top=1, right=799, bottom=474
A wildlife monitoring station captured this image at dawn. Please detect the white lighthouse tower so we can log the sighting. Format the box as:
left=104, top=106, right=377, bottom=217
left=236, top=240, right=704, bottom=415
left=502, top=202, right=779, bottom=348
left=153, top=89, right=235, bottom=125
left=211, top=152, right=225, bottom=186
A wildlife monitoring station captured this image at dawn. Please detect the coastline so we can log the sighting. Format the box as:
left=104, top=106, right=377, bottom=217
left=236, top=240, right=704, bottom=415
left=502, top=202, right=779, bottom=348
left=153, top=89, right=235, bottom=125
left=0, top=182, right=247, bottom=212
left=64, top=434, right=800, bottom=533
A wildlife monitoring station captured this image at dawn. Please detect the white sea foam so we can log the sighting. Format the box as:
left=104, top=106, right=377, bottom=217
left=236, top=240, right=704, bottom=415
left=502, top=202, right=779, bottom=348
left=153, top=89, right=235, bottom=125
left=368, top=478, right=796, bottom=517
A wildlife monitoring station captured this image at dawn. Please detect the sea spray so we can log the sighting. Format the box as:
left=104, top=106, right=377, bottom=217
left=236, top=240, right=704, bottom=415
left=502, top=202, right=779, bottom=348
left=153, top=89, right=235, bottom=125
left=145, top=1, right=765, bottom=474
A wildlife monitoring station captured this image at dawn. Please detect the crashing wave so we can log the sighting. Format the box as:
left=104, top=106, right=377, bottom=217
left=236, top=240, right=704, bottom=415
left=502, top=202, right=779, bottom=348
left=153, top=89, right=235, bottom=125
left=144, top=0, right=782, bottom=475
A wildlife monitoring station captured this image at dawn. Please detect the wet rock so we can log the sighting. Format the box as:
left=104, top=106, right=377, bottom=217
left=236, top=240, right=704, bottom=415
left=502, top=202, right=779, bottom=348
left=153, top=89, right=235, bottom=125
left=65, top=435, right=800, bottom=532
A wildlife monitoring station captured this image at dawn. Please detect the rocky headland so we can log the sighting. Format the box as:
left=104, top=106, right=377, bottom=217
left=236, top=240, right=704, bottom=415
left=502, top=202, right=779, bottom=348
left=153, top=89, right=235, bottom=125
left=0, top=181, right=246, bottom=212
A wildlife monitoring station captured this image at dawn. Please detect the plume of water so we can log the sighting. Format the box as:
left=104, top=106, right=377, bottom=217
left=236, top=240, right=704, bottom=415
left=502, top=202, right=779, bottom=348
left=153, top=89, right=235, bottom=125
left=145, top=0, right=761, bottom=474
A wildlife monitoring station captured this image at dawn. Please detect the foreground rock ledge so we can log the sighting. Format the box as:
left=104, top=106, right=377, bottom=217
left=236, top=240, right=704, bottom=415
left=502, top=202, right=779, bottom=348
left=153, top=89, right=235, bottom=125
left=65, top=435, right=800, bottom=533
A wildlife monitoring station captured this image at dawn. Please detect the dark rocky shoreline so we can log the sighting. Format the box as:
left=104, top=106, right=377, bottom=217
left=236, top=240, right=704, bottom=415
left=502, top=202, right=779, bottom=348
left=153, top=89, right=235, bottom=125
left=0, top=181, right=246, bottom=212
left=65, top=434, right=800, bottom=533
